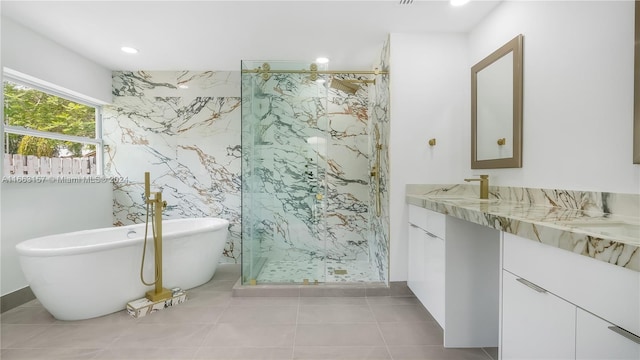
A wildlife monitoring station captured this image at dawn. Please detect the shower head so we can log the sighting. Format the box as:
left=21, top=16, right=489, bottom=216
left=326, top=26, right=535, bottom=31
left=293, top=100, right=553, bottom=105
left=330, top=78, right=360, bottom=95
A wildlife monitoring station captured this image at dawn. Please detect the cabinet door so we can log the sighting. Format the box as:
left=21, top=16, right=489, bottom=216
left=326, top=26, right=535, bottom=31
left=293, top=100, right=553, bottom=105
left=502, top=270, right=576, bottom=360
left=423, top=230, right=445, bottom=327
left=576, top=308, right=640, bottom=360
left=408, top=224, right=427, bottom=303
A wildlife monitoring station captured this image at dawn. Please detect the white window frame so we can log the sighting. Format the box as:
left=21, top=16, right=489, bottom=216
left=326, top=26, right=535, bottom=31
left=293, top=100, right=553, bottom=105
left=1, top=68, right=104, bottom=177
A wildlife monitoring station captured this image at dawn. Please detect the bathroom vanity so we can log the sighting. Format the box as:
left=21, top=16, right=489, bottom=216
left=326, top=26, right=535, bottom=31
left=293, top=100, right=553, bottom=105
left=406, top=184, right=640, bottom=359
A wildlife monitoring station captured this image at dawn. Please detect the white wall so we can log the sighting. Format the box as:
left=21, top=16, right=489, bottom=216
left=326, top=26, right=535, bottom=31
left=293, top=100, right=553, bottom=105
left=1, top=183, right=113, bottom=295
left=0, top=15, right=114, bottom=296
left=468, top=0, right=639, bottom=193
left=389, top=33, right=469, bottom=281
left=1, top=16, right=111, bottom=104
left=390, top=1, right=640, bottom=281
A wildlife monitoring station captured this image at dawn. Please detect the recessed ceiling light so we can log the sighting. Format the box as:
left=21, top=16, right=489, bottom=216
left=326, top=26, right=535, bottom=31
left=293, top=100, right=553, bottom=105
left=315, top=57, right=330, bottom=64
left=450, top=0, right=470, bottom=6
left=121, top=46, right=139, bottom=54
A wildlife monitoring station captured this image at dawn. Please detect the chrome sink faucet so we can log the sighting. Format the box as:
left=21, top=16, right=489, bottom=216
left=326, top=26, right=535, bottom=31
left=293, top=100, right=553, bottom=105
left=464, top=175, right=489, bottom=199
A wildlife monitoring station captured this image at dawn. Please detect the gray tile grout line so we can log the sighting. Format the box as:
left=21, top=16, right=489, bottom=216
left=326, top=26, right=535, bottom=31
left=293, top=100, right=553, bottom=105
left=195, top=287, right=233, bottom=359
left=366, top=296, right=395, bottom=360
left=292, top=295, right=300, bottom=360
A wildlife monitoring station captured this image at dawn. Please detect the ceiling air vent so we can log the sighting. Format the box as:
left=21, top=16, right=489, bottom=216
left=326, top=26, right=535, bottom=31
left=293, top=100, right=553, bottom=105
left=399, top=0, right=414, bottom=4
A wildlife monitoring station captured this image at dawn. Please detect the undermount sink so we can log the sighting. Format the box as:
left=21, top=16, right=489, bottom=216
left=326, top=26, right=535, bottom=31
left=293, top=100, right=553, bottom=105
left=557, top=220, right=640, bottom=240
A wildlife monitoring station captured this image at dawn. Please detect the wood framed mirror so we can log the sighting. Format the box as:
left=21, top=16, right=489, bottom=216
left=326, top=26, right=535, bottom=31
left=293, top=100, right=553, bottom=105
left=634, top=1, right=640, bottom=164
left=471, top=34, right=523, bottom=169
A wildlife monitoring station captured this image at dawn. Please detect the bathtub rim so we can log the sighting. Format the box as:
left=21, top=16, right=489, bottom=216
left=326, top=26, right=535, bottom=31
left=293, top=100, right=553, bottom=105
left=16, top=217, right=229, bottom=257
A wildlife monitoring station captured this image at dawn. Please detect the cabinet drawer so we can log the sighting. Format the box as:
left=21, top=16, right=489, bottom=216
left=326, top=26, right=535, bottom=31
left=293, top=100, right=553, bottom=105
left=576, top=308, right=640, bottom=359
left=503, top=232, right=640, bottom=336
left=408, top=205, right=445, bottom=239
left=502, top=270, right=576, bottom=359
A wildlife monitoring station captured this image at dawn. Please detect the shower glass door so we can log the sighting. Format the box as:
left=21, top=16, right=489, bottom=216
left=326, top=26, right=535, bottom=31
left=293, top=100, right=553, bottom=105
left=241, top=60, right=330, bottom=284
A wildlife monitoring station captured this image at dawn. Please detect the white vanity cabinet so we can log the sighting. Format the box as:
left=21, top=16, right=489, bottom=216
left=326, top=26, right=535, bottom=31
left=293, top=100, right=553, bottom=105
left=407, top=204, right=500, bottom=348
left=502, top=232, right=640, bottom=360
left=408, top=205, right=445, bottom=326
left=502, top=270, right=576, bottom=359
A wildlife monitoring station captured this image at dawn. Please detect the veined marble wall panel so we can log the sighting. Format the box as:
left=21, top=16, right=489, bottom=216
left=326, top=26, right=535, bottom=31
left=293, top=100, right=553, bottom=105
left=325, top=83, right=371, bottom=263
left=242, top=73, right=330, bottom=267
left=369, top=36, right=391, bottom=283
left=242, top=69, right=374, bottom=277
left=104, top=71, right=242, bottom=262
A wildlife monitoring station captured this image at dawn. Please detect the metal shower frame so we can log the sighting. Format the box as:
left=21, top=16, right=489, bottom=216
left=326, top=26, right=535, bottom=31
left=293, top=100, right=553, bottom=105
left=241, top=62, right=389, bottom=81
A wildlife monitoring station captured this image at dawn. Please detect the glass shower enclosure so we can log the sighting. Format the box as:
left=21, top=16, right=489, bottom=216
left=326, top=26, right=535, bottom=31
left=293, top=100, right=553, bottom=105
left=241, top=60, right=380, bottom=285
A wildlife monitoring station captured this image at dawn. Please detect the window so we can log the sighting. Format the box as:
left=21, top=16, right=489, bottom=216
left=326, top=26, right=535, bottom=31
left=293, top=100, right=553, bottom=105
left=2, top=71, right=103, bottom=178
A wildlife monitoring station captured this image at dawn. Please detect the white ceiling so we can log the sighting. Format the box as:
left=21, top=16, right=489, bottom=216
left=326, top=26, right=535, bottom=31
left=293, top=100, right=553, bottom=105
left=1, top=0, right=502, bottom=71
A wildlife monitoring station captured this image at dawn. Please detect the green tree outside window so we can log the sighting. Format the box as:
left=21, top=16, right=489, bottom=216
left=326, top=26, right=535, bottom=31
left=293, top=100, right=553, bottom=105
left=3, top=81, right=96, bottom=157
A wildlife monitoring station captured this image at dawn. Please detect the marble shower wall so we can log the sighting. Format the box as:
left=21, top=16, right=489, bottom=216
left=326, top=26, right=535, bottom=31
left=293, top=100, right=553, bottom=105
left=103, top=71, right=241, bottom=262
left=241, top=61, right=377, bottom=281
left=369, top=36, right=391, bottom=283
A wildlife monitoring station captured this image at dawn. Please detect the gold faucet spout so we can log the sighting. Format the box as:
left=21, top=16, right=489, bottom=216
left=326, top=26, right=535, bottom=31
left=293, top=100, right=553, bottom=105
left=464, top=175, right=489, bottom=200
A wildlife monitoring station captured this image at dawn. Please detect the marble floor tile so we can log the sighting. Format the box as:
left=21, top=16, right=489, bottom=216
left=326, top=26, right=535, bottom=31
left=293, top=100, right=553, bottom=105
left=64, top=309, right=140, bottom=326
left=218, top=305, right=298, bottom=324
left=112, top=324, right=210, bottom=349
left=194, top=347, right=294, bottom=359
left=11, top=324, right=124, bottom=349
left=378, top=322, right=444, bottom=346
left=201, top=323, right=297, bottom=347
left=1, top=348, right=107, bottom=360
left=365, top=296, right=421, bottom=306
left=298, top=296, right=368, bottom=306
left=179, top=289, right=233, bottom=308
left=297, top=305, right=376, bottom=324
left=0, top=264, right=493, bottom=358
left=293, top=346, right=391, bottom=359
left=369, top=304, right=436, bottom=323
left=137, top=305, right=225, bottom=324
left=229, top=296, right=300, bottom=307
left=295, top=323, right=385, bottom=346
left=387, top=345, right=493, bottom=360
left=95, top=347, right=197, bottom=359
left=0, top=306, right=56, bottom=325
left=0, top=324, right=51, bottom=349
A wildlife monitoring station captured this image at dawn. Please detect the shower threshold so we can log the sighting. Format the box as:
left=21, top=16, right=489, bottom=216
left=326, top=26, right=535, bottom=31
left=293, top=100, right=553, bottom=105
left=231, top=279, right=411, bottom=298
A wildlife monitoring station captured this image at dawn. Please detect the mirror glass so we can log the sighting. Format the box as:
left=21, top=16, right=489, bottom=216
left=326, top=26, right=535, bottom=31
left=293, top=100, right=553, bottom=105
left=471, top=34, right=523, bottom=169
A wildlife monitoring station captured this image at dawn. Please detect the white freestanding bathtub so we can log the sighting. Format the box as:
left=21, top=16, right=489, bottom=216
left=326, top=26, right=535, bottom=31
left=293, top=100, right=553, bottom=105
left=16, top=217, right=229, bottom=321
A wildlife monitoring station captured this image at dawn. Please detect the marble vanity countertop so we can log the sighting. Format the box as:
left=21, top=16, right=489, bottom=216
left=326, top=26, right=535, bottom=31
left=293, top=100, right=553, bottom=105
left=406, top=184, right=640, bottom=272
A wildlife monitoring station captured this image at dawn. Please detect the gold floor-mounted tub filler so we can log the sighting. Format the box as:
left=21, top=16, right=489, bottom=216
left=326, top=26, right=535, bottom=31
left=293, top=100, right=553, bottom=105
left=126, top=172, right=187, bottom=318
